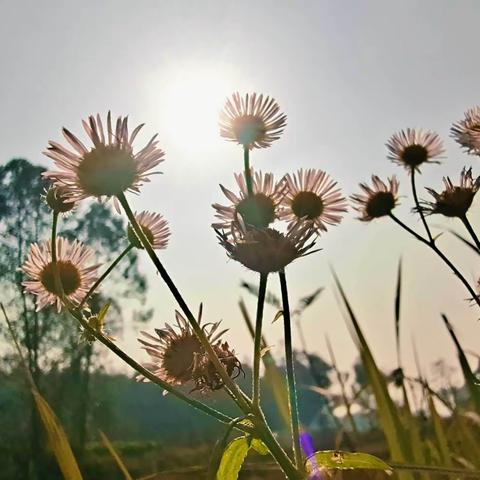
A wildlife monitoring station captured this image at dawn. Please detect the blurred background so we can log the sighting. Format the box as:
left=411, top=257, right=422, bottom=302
left=1, top=1, right=479, bottom=478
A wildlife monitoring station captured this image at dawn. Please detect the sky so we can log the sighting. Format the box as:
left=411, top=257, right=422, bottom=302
left=1, top=0, right=480, bottom=387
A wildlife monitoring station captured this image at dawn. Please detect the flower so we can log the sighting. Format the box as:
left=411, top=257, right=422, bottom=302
left=451, top=107, right=480, bottom=154
left=216, top=221, right=317, bottom=274
left=43, top=112, right=164, bottom=204
left=128, top=211, right=170, bottom=250
left=138, top=310, right=242, bottom=392
left=351, top=175, right=399, bottom=221
left=280, top=169, right=347, bottom=232
left=219, top=92, right=287, bottom=149
left=212, top=170, right=284, bottom=230
left=44, top=186, right=76, bottom=214
left=21, top=237, right=99, bottom=312
left=386, top=128, right=444, bottom=171
left=419, top=167, right=480, bottom=218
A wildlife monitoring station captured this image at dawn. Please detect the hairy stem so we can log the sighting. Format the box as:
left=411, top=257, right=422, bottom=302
left=253, top=273, right=268, bottom=409
left=279, top=270, right=303, bottom=469
left=389, top=213, right=480, bottom=308
left=244, top=147, right=253, bottom=196
left=117, top=193, right=251, bottom=413
left=411, top=169, right=433, bottom=242
left=79, top=244, right=133, bottom=309
left=461, top=215, right=480, bottom=252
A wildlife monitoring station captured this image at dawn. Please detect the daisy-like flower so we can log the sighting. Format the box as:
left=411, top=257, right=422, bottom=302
left=419, top=167, right=480, bottom=218
left=138, top=310, right=242, bottom=392
left=351, top=175, right=399, bottom=221
left=44, top=186, right=76, bottom=214
left=216, top=220, right=318, bottom=274
left=127, top=210, right=170, bottom=250
left=280, top=169, right=347, bottom=232
left=451, top=107, right=480, bottom=154
left=43, top=112, right=164, bottom=204
left=219, top=92, right=287, bottom=149
left=21, top=237, right=99, bottom=312
left=212, top=170, right=284, bottom=230
left=386, top=128, right=444, bottom=171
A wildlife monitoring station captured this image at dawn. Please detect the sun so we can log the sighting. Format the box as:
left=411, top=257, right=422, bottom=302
left=154, top=64, right=235, bottom=152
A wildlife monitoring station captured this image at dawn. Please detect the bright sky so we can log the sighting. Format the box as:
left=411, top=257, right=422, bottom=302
left=1, top=0, right=479, bottom=387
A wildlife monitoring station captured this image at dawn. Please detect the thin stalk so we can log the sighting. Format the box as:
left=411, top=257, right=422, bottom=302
left=279, top=270, right=303, bottom=469
left=117, top=193, right=251, bottom=413
left=411, top=169, right=433, bottom=242
left=461, top=215, right=480, bottom=252
left=79, top=244, right=133, bottom=309
left=244, top=147, right=253, bottom=196
left=253, top=408, right=304, bottom=480
left=253, top=273, right=268, bottom=408
left=389, top=213, right=480, bottom=308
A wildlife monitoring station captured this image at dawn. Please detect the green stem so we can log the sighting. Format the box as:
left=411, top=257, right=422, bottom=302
left=244, top=147, right=253, bottom=196
left=411, top=169, right=433, bottom=243
left=117, top=193, right=251, bottom=413
left=253, top=273, right=268, bottom=409
left=389, top=213, right=480, bottom=308
left=279, top=270, right=303, bottom=469
left=461, top=215, right=480, bottom=252
left=79, top=244, right=133, bottom=309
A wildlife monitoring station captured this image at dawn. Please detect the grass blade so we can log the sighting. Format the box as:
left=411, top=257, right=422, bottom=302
left=442, top=314, right=480, bottom=414
left=331, top=272, right=413, bottom=475
left=99, top=430, right=133, bottom=480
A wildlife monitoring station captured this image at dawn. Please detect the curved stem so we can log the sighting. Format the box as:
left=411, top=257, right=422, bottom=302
left=79, top=244, right=133, bottom=309
left=279, top=270, right=303, bottom=469
left=117, top=193, right=251, bottom=413
left=253, top=273, right=268, bottom=409
left=389, top=213, right=480, bottom=308
left=461, top=215, right=480, bottom=252
left=244, top=147, right=253, bottom=196
left=411, top=169, right=433, bottom=243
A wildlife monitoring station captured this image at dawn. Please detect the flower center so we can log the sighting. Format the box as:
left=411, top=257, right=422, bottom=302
left=236, top=193, right=276, bottom=228
left=40, top=261, right=81, bottom=296
left=291, top=191, right=324, bottom=220
left=127, top=225, right=155, bottom=248
left=401, top=144, right=428, bottom=167
left=77, top=145, right=137, bottom=196
left=163, top=335, right=203, bottom=383
left=233, top=115, right=267, bottom=146
left=436, top=188, right=475, bottom=217
left=366, top=192, right=396, bottom=218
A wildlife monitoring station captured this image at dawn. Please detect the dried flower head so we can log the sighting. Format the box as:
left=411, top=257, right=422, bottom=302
left=219, top=92, right=287, bottom=149
left=420, top=167, right=480, bottom=218
left=138, top=310, right=242, bottom=392
left=43, top=112, right=164, bottom=204
left=451, top=107, right=480, bottom=154
left=351, top=175, right=399, bottom=221
left=386, top=128, right=444, bottom=171
left=280, top=169, right=347, bottom=232
left=21, top=237, right=99, bottom=312
left=212, top=170, right=284, bottom=230
left=44, top=186, right=76, bottom=214
left=128, top=211, right=170, bottom=250
left=216, top=221, right=317, bottom=274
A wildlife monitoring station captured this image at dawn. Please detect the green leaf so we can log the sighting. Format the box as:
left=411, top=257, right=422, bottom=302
left=216, top=437, right=250, bottom=480
left=428, top=392, right=452, bottom=467
left=250, top=438, right=269, bottom=456
left=98, top=430, right=133, bottom=480
left=306, top=450, right=392, bottom=474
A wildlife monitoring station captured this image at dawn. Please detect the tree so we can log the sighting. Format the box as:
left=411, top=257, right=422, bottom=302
left=0, top=158, right=150, bottom=478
